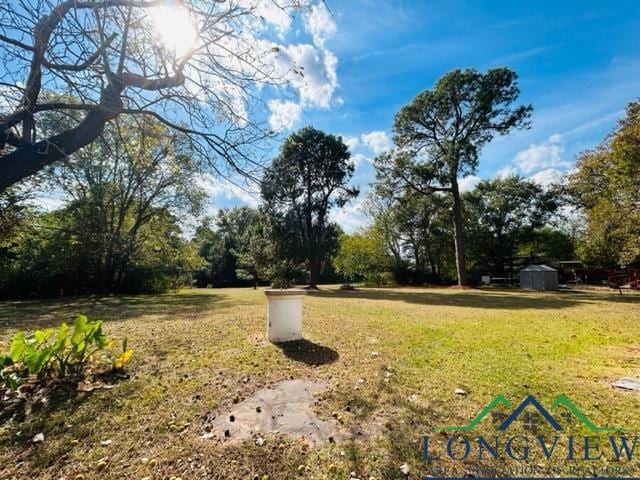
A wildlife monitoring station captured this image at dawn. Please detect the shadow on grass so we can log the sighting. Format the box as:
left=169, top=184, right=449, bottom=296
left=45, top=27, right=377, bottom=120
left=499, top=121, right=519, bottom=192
left=308, top=287, right=640, bottom=310
left=274, top=338, right=339, bottom=366
left=0, top=290, right=230, bottom=336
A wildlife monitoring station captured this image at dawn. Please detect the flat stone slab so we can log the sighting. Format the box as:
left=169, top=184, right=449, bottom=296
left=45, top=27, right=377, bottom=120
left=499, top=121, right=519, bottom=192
left=207, top=379, right=345, bottom=444
left=612, top=377, right=640, bottom=391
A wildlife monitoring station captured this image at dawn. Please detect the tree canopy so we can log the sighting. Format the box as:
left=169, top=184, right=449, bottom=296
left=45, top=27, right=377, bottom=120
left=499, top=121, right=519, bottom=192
left=0, top=0, right=311, bottom=191
left=261, top=126, right=358, bottom=288
left=380, top=67, right=532, bottom=285
left=568, top=100, right=640, bottom=266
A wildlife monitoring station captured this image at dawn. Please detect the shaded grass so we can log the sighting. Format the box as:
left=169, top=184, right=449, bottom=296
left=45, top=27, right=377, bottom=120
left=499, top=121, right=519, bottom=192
left=0, top=286, right=639, bottom=479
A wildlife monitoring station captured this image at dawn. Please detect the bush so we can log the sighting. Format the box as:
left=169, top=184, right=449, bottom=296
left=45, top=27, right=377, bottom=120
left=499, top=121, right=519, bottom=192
left=120, top=266, right=191, bottom=294
left=364, top=271, right=397, bottom=287
left=0, top=315, right=133, bottom=389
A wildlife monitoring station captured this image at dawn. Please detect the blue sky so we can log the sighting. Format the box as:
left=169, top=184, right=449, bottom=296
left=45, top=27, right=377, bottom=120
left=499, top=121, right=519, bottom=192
left=207, top=0, right=640, bottom=231
left=12, top=0, right=636, bottom=229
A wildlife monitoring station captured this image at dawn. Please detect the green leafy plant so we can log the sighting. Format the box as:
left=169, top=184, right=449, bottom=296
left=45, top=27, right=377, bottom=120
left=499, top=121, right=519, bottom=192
left=0, top=315, right=133, bottom=389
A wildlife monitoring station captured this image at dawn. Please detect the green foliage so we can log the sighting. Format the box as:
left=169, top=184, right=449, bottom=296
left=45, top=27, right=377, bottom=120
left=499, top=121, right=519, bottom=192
left=334, top=233, right=391, bottom=284
left=0, top=315, right=133, bottom=388
left=463, top=175, right=559, bottom=278
left=366, top=184, right=454, bottom=284
left=382, top=67, right=532, bottom=285
left=262, top=127, right=358, bottom=287
left=0, top=118, right=203, bottom=298
left=568, top=100, right=640, bottom=266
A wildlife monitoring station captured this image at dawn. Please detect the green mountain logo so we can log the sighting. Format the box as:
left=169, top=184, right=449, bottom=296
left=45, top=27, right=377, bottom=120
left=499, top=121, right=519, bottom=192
left=437, top=394, right=622, bottom=432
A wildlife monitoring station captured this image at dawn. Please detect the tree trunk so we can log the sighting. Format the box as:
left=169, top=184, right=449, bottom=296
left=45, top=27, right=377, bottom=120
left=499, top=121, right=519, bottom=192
left=451, top=182, right=468, bottom=286
left=308, top=256, right=320, bottom=289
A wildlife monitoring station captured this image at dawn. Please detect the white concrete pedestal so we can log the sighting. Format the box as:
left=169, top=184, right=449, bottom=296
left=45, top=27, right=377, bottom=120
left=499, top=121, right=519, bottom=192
left=265, top=289, right=305, bottom=343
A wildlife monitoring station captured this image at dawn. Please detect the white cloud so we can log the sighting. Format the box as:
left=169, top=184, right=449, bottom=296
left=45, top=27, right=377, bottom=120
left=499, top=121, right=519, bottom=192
left=514, top=134, right=571, bottom=174
left=305, top=3, right=337, bottom=47
left=343, top=136, right=360, bottom=151
left=360, top=131, right=392, bottom=154
left=242, top=0, right=292, bottom=38
left=458, top=175, right=482, bottom=192
left=529, top=168, right=563, bottom=187
left=268, top=99, right=302, bottom=131
left=351, top=153, right=371, bottom=168
left=197, top=174, right=260, bottom=207
left=330, top=198, right=368, bottom=233
left=275, top=43, right=339, bottom=108
left=495, top=164, right=519, bottom=179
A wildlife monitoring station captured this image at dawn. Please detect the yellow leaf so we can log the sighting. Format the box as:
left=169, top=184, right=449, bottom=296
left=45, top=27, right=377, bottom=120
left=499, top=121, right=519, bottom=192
left=114, top=349, right=134, bottom=369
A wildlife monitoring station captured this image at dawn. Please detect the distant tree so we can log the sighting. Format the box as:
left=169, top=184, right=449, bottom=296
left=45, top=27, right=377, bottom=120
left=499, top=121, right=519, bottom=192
left=383, top=68, right=532, bottom=286
left=0, top=188, right=33, bottom=248
left=261, top=127, right=359, bottom=288
left=231, top=208, right=276, bottom=289
left=519, top=227, right=576, bottom=264
left=0, top=0, right=313, bottom=191
left=366, top=182, right=452, bottom=283
left=43, top=116, right=203, bottom=292
left=333, top=233, right=390, bottom=285
left=194, top=216, right=239, bottom=288
left=568, top=100, right=640, bottom=266
left=464, top=175, right=558, bottom=280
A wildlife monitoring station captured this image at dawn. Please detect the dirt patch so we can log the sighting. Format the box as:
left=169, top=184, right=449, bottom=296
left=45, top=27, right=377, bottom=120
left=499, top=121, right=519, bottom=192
left=205, top=379, right=346, bottom=445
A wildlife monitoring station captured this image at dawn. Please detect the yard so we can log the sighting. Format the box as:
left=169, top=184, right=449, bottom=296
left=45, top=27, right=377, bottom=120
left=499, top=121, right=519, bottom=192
left=0, top=286, right=639, bottom=479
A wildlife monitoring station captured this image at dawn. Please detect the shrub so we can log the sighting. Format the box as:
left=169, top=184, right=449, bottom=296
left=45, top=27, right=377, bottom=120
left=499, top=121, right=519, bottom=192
left=0, top=315, right=133, bottom=389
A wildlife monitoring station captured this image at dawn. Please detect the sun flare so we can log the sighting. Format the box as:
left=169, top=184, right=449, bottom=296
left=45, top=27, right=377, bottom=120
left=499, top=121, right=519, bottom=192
left=149, top=5, right=198, bottom=57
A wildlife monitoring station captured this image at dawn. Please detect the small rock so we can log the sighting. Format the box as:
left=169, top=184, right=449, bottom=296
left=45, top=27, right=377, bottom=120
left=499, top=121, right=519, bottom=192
left=256, top=406, right=262, bottom=413
left=32, top=433, right=44, bottom=443
left=454, top=388, right=467, bottom=395
left=201, top=432, right=215, bottom=440
left=224, top=429, right=231, bottom=437
left=100, top=439, right=112, bottom=446
left=370, top=351, right=379, bottom=357
left=256, top=436, right=265, bottom=446
left=399, top=463, right=410, bottom=475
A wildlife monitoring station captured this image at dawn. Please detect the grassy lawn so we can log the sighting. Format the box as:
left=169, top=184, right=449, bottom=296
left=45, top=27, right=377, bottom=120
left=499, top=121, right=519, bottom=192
left=0, top=286, right=639, bottom=479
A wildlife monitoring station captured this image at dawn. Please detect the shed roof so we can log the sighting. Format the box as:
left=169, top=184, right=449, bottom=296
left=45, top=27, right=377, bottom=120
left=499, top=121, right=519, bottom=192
left=520, top=264, right=557, bottom=272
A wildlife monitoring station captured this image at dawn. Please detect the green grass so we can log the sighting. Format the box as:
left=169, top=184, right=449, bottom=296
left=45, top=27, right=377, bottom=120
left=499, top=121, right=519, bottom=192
left=0, top=286, right=639, bottom=479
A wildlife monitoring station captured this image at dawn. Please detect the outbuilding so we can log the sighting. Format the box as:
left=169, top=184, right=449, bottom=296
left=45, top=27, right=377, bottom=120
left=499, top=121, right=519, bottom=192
left=519, top=264, right=559, bottom=291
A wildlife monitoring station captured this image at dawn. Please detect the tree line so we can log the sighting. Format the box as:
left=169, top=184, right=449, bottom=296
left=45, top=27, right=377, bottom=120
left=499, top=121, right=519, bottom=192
left=1, top=67, right=638, bottom=297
